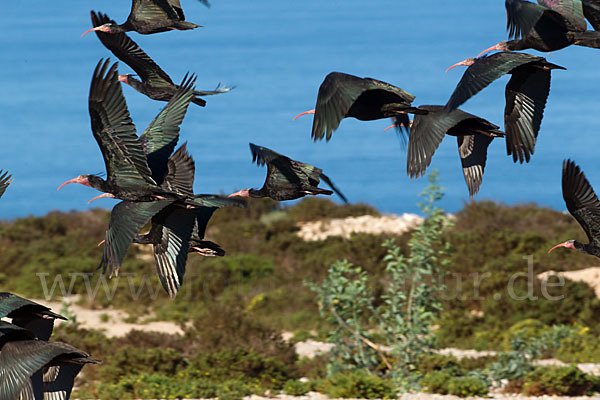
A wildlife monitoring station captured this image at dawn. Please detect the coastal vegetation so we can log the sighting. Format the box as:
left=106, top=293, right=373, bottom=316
left=2, top=175, right=600, bottom=397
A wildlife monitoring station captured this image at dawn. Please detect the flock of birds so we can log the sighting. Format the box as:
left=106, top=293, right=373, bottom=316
left=3, top=0, right=600, bottom=398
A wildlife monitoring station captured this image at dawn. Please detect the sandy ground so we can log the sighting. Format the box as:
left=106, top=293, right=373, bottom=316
left=538, top=267, right=600, bottom=298
left=296, top=214, right=424, bottom=241
left=30, top=295, right=184, bottom=338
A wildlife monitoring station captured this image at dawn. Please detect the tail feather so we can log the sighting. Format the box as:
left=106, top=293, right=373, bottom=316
left=572, top=30, right=600, bottom=48
left=319, top=173, right=348, bottom=203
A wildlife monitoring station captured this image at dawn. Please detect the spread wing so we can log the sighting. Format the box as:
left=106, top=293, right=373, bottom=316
left=131, top=0, right=181, bottom=23
left=139, top=74, right=195, bottom=183
left=457, top=135, right=494, bottom=197
left=583, top=0, right=600, bottom=29
left=310, top=72, right=415, bottom=141
left=99, top=199, right=174, bottom=277
left=151, top=207, right=196, bottom=298
left=91, top=11, right=174, bottom=87
left=407, top=106, right=465, bottom=179
left=160, top=143, right=195, bottom=196
left=166, top=0, right=186, bottom=20
left=445, top=52, right=542, bottom=111
left=562, top=159, right=600, bottom=246
left=250, top=143, right=320, bottom=193
left=537, top=0, right=587, bottom=31
left=40, top=363, right=85, bottom=400
left=506, top=0, right=552, bottom=38
left=0, top=170, right=11, bottom=199
left=0, top=341, right=94, bottom=400
left=88, top=59, right=155, bottom=188
left=504, top=67, right=551, bottom=163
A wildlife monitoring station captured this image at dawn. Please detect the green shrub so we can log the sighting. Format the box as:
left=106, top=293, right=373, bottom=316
left=446, top=376, right=489, bottom=397
left=421, top=370, right=453, bottom=394
left=555, top=327, right=600, bottom=363
left=522, top=365, right=594, bottom=396
left=283, top=379, right=311, bottom=396
left=316, top=370, right=397, bottom=399
left=416, top=353, right=462, bottom=375
left=502, top=319, right=549, bottom=350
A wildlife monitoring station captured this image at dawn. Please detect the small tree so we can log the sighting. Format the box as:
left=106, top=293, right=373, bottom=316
left=307, top=171, right=452, bottom=388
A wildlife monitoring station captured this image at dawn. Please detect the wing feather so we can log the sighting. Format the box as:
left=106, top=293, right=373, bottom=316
left=562, top=160, right=600, bottom=246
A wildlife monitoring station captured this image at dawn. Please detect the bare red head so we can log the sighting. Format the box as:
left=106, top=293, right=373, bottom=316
left=228, top=189, right=251, bottom=198
left=118, top=74, right=132, bottom=85
left=477, top=41, right=509, bottom=58
left=548, top=239, right=576, bottom=254
left=293, top=109, right=315, bottom=120
left=81, top=23, right=119, bottom=38
left=446, top=57, right=476, bottom=72
left=57, top=175, right=91, bottom=191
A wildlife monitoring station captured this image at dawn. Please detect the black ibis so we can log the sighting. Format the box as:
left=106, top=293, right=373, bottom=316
left=57, top=59, right=195, bottom=203
left=293, top=72, right=424, bottom=141
left=0, top=170, right=12, bottom=199
left=0, top=321, right=99, bottom=400
left=229, top=143, right=348, bottom=202
left=549, top=160, right=600, bottom=257
left=405, top=105, right=504, bottom=197
left=446, top=51, right=565, bottom=163
left=81, top=0, right=201, bottom=36
left=98, top=144, right=242, bottom=282
left=89, top=11, right=230, bottom=106
left=0, top=292, right=67, bottom=341
left=477, top=0, right=600, bottom=55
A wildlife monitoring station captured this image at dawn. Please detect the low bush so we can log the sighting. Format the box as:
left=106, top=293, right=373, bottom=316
left=315, top=370, right=397, bottom=399
left=283, top=379, right=312, bottom=396
left=521, top=365, right=594, bottom=396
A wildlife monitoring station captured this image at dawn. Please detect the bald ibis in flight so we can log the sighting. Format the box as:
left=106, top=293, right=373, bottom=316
left=294, top=72, right=424, bottom=142
left=0, top=292, right=66, bottom=341
left=477, top=0, right=600, bottom=55
left=88, top=11, right=230, bottom=107
left=0, top=170, right=12, bottom=199
left=58, top=59, right=198, bottom=204
left=81, top=0, right=201, bottom=36
left=98, top=144, right=242, bottom=282
left=229, top=143, right=348, bottom=202
left=404, top=105, right=504, bottom=197
left=446, top=51, right=565, bottom=163
left=549, top=160, right=600, bottom=257
left=0, top=321, right=99, bottom=400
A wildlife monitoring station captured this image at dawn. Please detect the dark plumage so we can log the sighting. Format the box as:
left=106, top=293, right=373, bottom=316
left=229, top=143, right=347, bottom=202
left=446, top=51, right=565, bottom=163
left=406, top=106, right=504, bottom=197
left=131, top=145, right=229, bottom=297
left=98, top=145, right=242, bottom=283
left=81, top=0, right=201, bottom=36
left=0, top=322, right=99, bottom=400
left=294, top=72, right=424, bottom=141
left=57, top=59, right=195, bottom=202
left=549, top=160, right=600, bottom=257
left=0, top=170, right=11, bottom=199
left=0, top=292, right=66, bottom=341
left=477, top=0, right=600, bottom=54
left=89, top=11, right=230, bottom=106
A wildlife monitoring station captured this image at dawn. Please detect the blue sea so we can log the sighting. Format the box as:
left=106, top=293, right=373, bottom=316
left=1, top=1, right=600, bottom=218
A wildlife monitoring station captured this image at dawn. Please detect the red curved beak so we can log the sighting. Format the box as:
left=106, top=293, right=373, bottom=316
left=383, top=124, right=397, bottom=133
left=81, top=27, right=99, bottom=38
left=477, top=44, right=499, bottom=58
left=293, top=109, right=315, bottom=120
left=57, top=177, right=80, bottom=191
left=547, top=241, right=574, bottom=254
left=88, top=193, right=116, bottom=204
left=446, top=60, right=469, bottom=73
